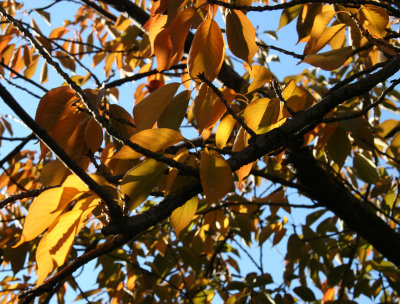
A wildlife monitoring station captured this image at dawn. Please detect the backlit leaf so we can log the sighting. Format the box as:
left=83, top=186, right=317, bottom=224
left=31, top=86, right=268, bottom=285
left=226, top=9, right=257, bottom=64
left=35, top=233, right=55, bottom=285
left=301, top=46, right=352, bottom=70
left=353, top=152, right=379, bottom=184
left=15, top=187, right=80, bottom=245
left=114, top=128, right=185, bottom=159
left=133, top=82, right=180, bottom=131
left=84, top=116, right=103, bottom=153
left=200, top=149, right=233, bottom=202
left=278, top=5, right=303, bottom=30
left=120, top=158, right=168, bottom=210
left=246, top=65, right=274, bottom=93
left=188, top=17, right=225, bottom=82
left=216, top=114, right=236, bottom=149
left=360, top=5, right=389, bottom=38
left=170, top=196, right=198, bottom=236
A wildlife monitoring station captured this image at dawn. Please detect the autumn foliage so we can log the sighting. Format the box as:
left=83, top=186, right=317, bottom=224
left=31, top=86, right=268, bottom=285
left=1, top=0, right=400, bottom=303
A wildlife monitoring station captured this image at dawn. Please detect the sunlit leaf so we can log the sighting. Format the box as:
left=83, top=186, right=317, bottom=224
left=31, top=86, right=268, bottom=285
left=278, top=5, right=303, bottom=30
left=246, top=65, right=274, bottom=93
left=301, top=46, right=352, bottom=70
left=226, top=9, right=257, bottom=64
left=216, top=114, right=236, bottom=149
left=360, top=5, right=389, bottom=38
left=200, top=149, right=233, bottom=202
left=133, top=82, right=180, bottom=131
left=188, top=17, right=225, bottom=82
left=114, top=128, right=184, bottom=159
left=170, top=196, right=198, bottom=236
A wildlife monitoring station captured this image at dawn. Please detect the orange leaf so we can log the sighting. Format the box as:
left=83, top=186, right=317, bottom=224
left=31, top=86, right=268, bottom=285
left=200, top=149, right=233, bottom=202
left=158, top=90, right=190, bottom=130
left=170, top=196, right=198, bottom=236
left=226, top=9, right=257, bottom=64
left=188, top=17, right=225, bottom=82
left=114, top=128, right=185, bottom=159
left=133, top=82, right=180, bottom=131
left=305, top=23, right=346, bottom=55
left=193, top=83, right=215, bottom=133
left=301, top=46, right=353, bottom=70
left=84, top=116, right=103, bottom=153
left=360, top=5, right=389, bottom=38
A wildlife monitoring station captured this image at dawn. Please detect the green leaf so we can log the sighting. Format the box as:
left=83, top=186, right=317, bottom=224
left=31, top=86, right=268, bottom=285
left=353, top=152, right=379, bottom=184
left=293, top=286, right=316, bottom=301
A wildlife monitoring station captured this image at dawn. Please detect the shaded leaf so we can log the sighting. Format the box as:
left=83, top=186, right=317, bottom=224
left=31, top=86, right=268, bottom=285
left=120, top=159, right=168, bottom=210
left=301, top=46, right=352, bottom=70
left=200, top=149, right=233, bottom=202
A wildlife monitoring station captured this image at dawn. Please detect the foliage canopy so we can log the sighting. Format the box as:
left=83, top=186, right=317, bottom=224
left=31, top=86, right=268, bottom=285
left=1, top=0, right=400, bottom=303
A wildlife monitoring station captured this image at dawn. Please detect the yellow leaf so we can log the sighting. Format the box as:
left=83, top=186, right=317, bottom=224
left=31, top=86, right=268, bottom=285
left=133, top=82, right=180, bottom=131
left=232, top=126, right=249, bottom=152
left=310, top=6, right=335, bottom=40
left=281, top=80, right=314, bottom=117
left=244, top=98, right=282, bottom=134
left=360, top=5, right=389, bottom=38
left=40, top=159, right=70, bottom=186
left=158, top=90, right=190, bottom=130
left=236, top=162, right=253, bottom=184
left=15, top=187, right=80, bottom=245
left=226, top=9, right=257, bottom=64
left=148, top=14, right=168, bottom=55
left=216, top=114, right=236, bottom=149
left=61, top=174, right=89, bottom=192
left=170, top=196, right=198, bottom=236
left=188, top=17, right=225, bottom=82
left=278, top=5, right=303, bottom=30
left=35, top=233, right=55, bottom=285
left=23, top=55, right=39, bottom=79
left=46, top=197, right=98, bottom=267
left=301, top=46, right=353, bottom=70
left=305, top=23, right=346, bottom=55
left=114, top=128, right=185, bottom=159
left=246, top=65, right=274, bottom=93
left=200, top=149, right=233, bottom=202
left=120, top=159, right=168, bottom=210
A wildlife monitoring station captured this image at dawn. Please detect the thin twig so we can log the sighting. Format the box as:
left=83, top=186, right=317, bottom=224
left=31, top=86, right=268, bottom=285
left=0, top=186, right=59, bottom=209
left=198, top=74, right=257, bottom=137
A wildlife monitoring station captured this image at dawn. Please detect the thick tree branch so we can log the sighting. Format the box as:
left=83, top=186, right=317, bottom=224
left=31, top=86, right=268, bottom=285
left=287, top=147, right=400, bottom=267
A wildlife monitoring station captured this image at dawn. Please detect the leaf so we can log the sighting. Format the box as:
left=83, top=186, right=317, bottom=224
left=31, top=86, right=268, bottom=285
left=293, top=286, right=316, bottom=301
left=170, top=196, right=198, bottom=236
left=327, top=126, right=351, bottom=167
left=35, top=233, right=55, bottom=285
left=281, top=80, right=314, bottom=117
left=246, top=65, right=274, bottom=93
left=301, top=46, right=352, bottom=70
left=353, top=152, right=379, bottom=184
left=157, top=90, right=190, bottom=130
left=84, top=116, right=103, bottom=153
left=188, top=17, right=225, bottom=82
left=200, top=149, right=233, bottom=202
left=305, top=23, right=346, bottom=55
left=133, top=82, right=180, bottom=131
left=244, top=98, right=283, bottom=134
left=120, top=159, right=168, bottom=210
left=40, top=159, right=69, bottom=186
left=23, top=55, right=39, bottom=79
left=360, top=5, right=389, bottom=38
left=278, top=5, right=303, bottom=30
left=225, top=9, right=257, bottom=64
left=15, top=187, right=80, bottom=245
left=193, top=83, right=216, bottom=133
left=216, top=114, right=236, bottom=149
left=108, top=104, right=136, bottom=138
left=114, top=128, right=185, bottom=159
